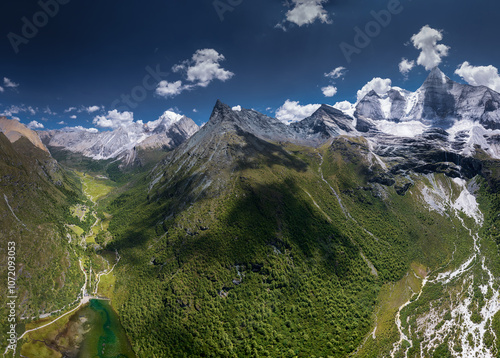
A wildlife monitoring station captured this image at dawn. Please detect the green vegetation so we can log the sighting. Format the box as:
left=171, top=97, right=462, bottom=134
left=4, top=126, right=500, bottom=357
left=75, top=170, right=116, bottom=202
left=0, top=134, right=86, bottom=354
left=102, top=133, right=481, bottom=357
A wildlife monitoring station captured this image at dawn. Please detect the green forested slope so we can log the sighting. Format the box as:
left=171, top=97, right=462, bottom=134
left=0, top=133, right=86, bottom=351
left=105, top=128, right=479, bottom=357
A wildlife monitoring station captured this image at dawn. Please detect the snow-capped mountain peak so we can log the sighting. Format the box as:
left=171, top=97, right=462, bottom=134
left=146, top=110, right=184, bottom=131
left=39, top=111, right=199, bottom=165
left=344, top=67, right=500, bottom=158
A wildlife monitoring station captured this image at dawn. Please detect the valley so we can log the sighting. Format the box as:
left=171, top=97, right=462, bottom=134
left=12, top=171, right=133, bottom=358
left=2, top=67, right=500, bottom=357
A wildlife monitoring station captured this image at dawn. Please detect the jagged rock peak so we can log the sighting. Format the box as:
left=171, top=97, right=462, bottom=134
left=423, top=67, right=450, bottom=85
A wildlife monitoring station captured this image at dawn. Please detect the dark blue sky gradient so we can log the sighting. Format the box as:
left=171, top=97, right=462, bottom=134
left=0, top=0, right=499, bottom=128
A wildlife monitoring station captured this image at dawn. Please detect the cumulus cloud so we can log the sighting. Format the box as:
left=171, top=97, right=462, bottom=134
left=86, top=105, right=101, bottom=113
left=411, top=25, right=450, bottom=71
left=357, top=77, right=392, bottom=101
left=175, top=49, right=234, bottom=87
left=321, top=66, right=344, bottom=97
left=0, top=86, right=3, bottom=93
left=93, top=110, right=134, bottom=129
left=156, top=80, right=184, bottom=98
left=3, top=77, right=19, bottom=88
left=27, top=120, right=44, bottom=129
left=333, top=100, right=354, bottom=112
left=156, top=49, right=233, bottom=99
left=321, top=85, right=337, bottom=97
left=277, top=0, right=331, bottom=29
left=399, top=58, right=415, bottom=75
left=70, top=115, right=77, bottom=119
left=58, top=121, right=66, bottom=125
left=275, top=100, right=321, bottom=124
left=64, top=107, right=77, bottom=113
left=232, top=105, right=242, bottom=111
left=455, top=62, right=500, bottom=93
left=325, top=66, right=346, bottom=79
left=73, top=126, right=99, bottom=133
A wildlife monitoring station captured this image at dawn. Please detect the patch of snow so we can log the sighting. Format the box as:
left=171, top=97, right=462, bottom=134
left=404, top=89, right=420, bottom=116
left=374, top=120, right=428, bottom=137
left=146, top=110, right=183, bottom=130
left=451, top=178, right=483, bottom=224
left=379, top=97, right=392, bottom=119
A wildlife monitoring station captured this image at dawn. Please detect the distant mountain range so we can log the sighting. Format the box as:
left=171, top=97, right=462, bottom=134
left=8, top=67, right=495, bottom=167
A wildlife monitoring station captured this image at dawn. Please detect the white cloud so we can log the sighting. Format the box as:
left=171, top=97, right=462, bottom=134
left=64, top=107, right=77, bottom=113
left=321, top=85, right=337, bottom=97
left=86, top=105, right=100, bottom=113
left=325, top=66, right=346, bottom=79
left=93, top=110, right=134, bottom=129
left=278, top=0, right=331, bottom=29
left=0, top=86, right=3, bottom=93
left=3, top=78, right=19, bottom=88
left=156, top=80, right=184, bottom=98
left=156, top=49, right=234, bottom=99
left=1, top=104, right=36, bottom=117
left=455, top=61, right=500, bottom=93
left=322, top=66, right=344, bottom=97
left=275, top=100, right=321, bottom=124
left=399, top=58, right=415, bottom=75
left=73, top=126, right=99, bottom=133
left=58, top=121, right=66, bottom=125
left=333, top=100, right=356, bottom=117
left=43, top=106, right=56, bottom=115
left=410, top=25, right=450, bottom=71
left=333, top=101, right=353, bottom=111
left=193, top=108, right=198, bottom=113
left=232, top=105, right=242, bottom=111
left=357, top=77, right=392, bottom=101
left=27, top=120, right=44, bottom=129
left=174, top=49, right=234, bottom=87
left=70, top=115, right=77, bottom=119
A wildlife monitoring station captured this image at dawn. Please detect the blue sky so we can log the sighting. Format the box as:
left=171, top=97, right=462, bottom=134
left=1, top=0, right=500, bottom=130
